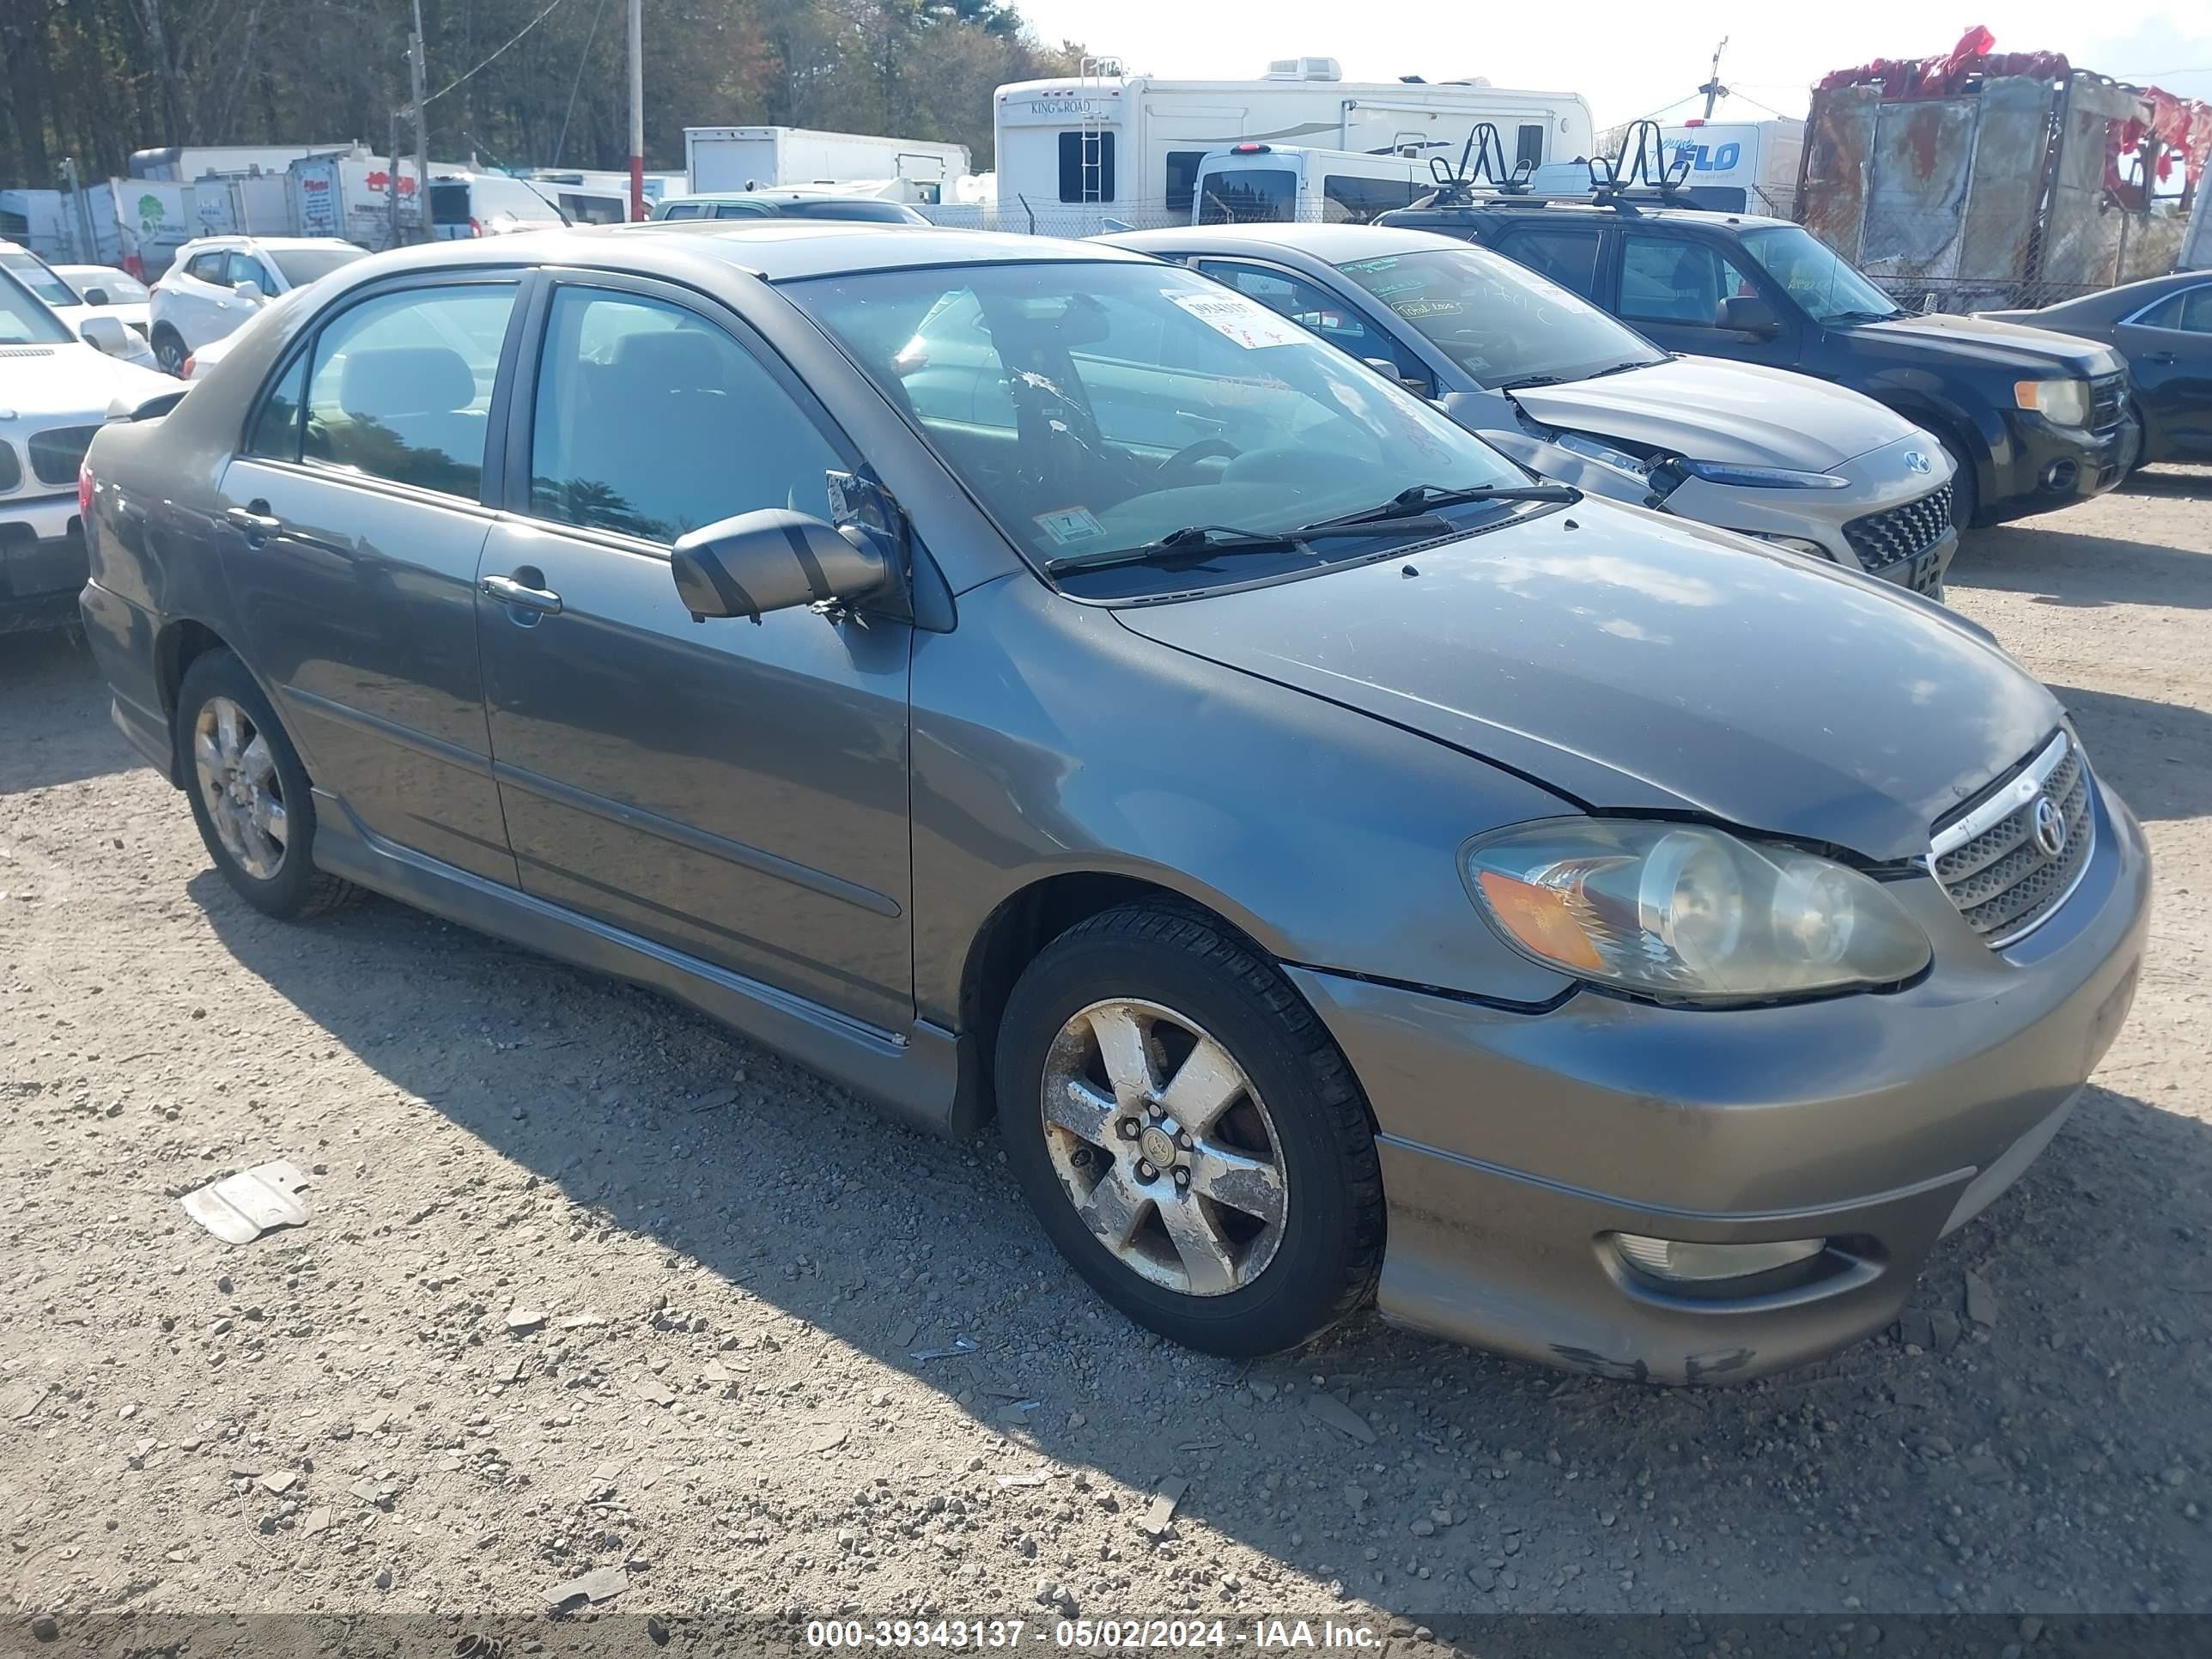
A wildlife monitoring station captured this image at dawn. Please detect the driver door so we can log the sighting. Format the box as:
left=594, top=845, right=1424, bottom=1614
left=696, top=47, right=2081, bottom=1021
left=1614, top=231, right=1801, bottom=368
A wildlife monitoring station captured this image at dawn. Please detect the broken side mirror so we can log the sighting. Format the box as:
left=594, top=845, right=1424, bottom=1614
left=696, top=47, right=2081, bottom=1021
left=670, top=509, right=894, bottom=623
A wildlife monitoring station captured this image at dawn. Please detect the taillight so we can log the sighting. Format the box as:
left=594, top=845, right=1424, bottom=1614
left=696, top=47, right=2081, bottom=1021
left=78, top=460, right=94, bottom=520
left=470, top=216, right=483, bottom=238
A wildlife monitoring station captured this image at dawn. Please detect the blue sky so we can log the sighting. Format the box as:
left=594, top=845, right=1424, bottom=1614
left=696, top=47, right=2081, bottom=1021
left=1011, top=3, right=2212, bottom=130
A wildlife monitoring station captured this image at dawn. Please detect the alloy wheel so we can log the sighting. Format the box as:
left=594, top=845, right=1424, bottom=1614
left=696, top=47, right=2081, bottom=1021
left=191, top=696, right=289, bottom=880
left=1037, top=998, right=1289, bottom=1297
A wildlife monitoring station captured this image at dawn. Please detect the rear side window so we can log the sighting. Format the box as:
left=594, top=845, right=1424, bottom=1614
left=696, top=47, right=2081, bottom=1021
left=1057, top=131, right=1115, bottom=203
left=1494, top=228, right=1601, bottom=299
left=659, top=202, right=705, bottom=220
left=1620, top=234, right=1758, bottom=325
left=526, top=287, right=839, bottom=543
left=246, top=354, right=307, bottom=461
left=301, top=284, right=517, bottom=498
left=1321, top=173, right=1417, bottom=224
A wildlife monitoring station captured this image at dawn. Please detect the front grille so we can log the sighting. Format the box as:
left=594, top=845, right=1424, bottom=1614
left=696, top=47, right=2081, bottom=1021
left=2089, top=373, right=2124, bottom=434
left=1844, top=484, right=1953, bottom=572
left=0, top=440, right=19, bottom=493
left=27, top=425, right=98, bottom=487
left=1931, top=732, right=2094, bottom=947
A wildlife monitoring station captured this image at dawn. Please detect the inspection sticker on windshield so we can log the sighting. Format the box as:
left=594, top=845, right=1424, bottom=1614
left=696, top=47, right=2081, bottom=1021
left=1033, top=506, right=1105, bottom=544
left=1166, top=289, right=1307, bottom=349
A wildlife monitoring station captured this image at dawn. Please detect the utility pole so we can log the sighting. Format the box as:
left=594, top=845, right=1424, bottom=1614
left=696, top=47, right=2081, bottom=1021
left=627, top=0, right=644, bottom=221
left=1699, top=37, right=1729, bottom=119
left=388, top=109, right=404, bottom=249
left=411, top=0, right=434, bottom=242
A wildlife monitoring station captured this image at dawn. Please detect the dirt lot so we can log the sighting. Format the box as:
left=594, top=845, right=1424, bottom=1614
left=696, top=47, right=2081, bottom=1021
left=3, top=472, right=2209, bottom=1643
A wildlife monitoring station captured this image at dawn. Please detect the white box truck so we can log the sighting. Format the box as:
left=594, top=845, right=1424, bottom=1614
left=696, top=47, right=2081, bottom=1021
left=683, top=126, right=970, bottom=202
left=1657, top=118, right=1804, bottom=216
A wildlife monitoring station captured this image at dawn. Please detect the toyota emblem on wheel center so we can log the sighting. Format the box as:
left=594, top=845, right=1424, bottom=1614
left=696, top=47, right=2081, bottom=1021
left=2033, top=794, right=2069, bottom=859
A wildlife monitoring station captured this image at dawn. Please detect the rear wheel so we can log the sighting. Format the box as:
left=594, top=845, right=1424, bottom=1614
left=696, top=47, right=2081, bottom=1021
left=996, top=904, right=1383, bottom=1355
left=176, top=650, right=359, bottom=920
left=151, top=325, right=187, bottom=377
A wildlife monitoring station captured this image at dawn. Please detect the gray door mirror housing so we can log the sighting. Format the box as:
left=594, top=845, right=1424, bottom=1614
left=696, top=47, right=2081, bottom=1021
left=1717, top=294, right=1779, bottom=335
left=1364, top=356, right=1430, bottom=394
left=83, top=285, right=112, bottom=306
left=80, top=314, right=131, bottom=356
left=670, top=509, right=895, bottom=623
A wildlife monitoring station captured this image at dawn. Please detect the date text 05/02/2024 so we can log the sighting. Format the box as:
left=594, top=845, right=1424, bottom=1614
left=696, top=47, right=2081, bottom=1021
left=803, top=1619, right=1385, bottom=1650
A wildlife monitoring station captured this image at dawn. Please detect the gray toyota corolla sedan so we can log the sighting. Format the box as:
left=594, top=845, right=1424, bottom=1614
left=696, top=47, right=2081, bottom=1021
left=80, top=223, right=2149, bottom=1383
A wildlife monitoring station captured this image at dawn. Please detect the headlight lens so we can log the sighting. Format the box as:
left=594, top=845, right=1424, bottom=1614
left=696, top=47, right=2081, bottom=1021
left=1677, top=459, right=1850, bottom=489
left=2014, top=378, right=2089, bottom=427
left=1464, top=820, right=1931, bottom=1003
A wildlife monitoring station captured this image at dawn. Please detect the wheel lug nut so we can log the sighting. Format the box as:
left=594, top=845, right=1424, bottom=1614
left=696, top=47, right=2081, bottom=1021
left=1135, top=1159, right=1157, bottom=1182
left=1172, top=1167, right=1190, bottom=1187
left=1071, top=1146, right=1092, bottom=1168
left=1117, top=1118, right=1139, bottom=1139
left=1176, top=1131, right=1192, bottom=1150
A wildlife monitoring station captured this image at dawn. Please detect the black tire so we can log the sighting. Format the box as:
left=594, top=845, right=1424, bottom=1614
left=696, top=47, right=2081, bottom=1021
left=175, top=649, right=360, bottom=921
left=995, top=903, right=1383, bottom=1356
left=151, top=325, right=187, bottom=377
left=1936, top=432, right=1979, bottom=532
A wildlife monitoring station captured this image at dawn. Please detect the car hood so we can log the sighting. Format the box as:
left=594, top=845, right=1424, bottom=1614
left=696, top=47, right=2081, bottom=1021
left=0, top=341, right=171, bottom=422
left=1852, top=312, right=2124, bottom=378
left=1111, top=501, right=2059, bottom=863
left=1510, top=356, right=1917, bottom=471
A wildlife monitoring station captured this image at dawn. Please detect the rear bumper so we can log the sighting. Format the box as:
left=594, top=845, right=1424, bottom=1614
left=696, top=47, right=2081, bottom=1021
left=1, top=498, right=87, bottom=634
left=1984, top=410, right=2139, bottom=523
left=1292, top=775, right=2151, bottom=1384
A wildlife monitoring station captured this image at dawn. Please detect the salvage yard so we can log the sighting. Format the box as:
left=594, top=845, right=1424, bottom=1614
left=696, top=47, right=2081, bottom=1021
left=3, top=473, right=2209, bottom=1631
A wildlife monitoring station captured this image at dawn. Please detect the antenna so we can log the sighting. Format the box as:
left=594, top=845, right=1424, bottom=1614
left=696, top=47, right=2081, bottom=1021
left=1698, top=37, right=1729, bottom=119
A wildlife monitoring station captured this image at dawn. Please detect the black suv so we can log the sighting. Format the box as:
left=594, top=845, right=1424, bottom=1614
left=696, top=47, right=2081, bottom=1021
left=1376, top=198, right=2139, bottom=530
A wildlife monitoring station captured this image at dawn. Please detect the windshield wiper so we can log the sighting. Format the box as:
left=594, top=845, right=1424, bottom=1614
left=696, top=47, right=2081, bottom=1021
left=1305, top=482, right=1578, bottom=531
left=1827, top=308, right=1901, bottom=324
left=1497, top=373, right=1571, bottom=390
left=1044, top=517, right=1454, bottom=576
left=1584, top=359, right=1658, bottom=379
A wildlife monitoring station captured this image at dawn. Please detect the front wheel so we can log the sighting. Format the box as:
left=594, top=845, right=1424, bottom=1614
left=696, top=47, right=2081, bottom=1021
left=151, top=325, right=187, bottom=377
left=996, top=905, right=1383, bottom=1355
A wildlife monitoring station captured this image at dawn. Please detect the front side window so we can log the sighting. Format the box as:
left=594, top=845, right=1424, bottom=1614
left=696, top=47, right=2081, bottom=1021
left=1619, top=234, right=1759, bottom=325
left=301, top=284, right=516, bottom=497
left=2136, top=286, right=2212, bottom=333
left=1198, top=261, right=1376, bottom=351
left=1337, top=246, right=1662, bottom=389
left=787, top=259, right=1526, bottom=598
left=226, top=252, right=273, bottom=292
left=1320, top=173, right=1416, bottom=225
left=1736, top=224, right=1899, bottom=325
left=1196, top=168, right=1295, bottom=224
left=1057, top=131, right=1116, bottom=203
left=0, top=269, right=73, bottom=345
left=527, top=288, right=840, bottom=544
left=1494, top=228, right=1601, bottom=299
left=659, top=202, right=706, bottom=220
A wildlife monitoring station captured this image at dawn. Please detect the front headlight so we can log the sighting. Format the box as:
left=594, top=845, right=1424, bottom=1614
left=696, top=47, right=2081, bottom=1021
left=1463, top=820, right=1930, bottom=1003
left=1676, top=459, right=1850, bottom=489
left=2014, top=378, right=2089, bottom=428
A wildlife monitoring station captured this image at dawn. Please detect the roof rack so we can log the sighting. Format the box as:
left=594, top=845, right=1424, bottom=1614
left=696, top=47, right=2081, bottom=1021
left=1411, top=118, right=1700, bottom=215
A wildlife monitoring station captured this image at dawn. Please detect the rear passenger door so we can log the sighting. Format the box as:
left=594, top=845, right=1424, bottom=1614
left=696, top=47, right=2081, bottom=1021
left=172, top=249, right=240, bottom=346
left=1614, top=231, right=1799, bottom=367
left=474, top=276, right=915, bottom=1030
left=217, top=275, right=524, bottom=886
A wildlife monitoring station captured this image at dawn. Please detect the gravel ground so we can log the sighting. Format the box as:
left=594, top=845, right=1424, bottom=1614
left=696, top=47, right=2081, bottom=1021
left=3, top=471, right=2209, bottom=1642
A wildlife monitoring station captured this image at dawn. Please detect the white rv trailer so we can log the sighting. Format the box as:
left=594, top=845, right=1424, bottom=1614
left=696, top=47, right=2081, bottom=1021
left=992, top=58, right=1594, bottom=234
left=684, top=126, right=971, bottom=203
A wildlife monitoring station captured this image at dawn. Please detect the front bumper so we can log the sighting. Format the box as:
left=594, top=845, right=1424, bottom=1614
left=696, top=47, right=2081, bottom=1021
left=1292, top=775, right=2151, bottom=1384
left=1, top=493, right=88, bottom=635
left=1984, top=408, right=2139, bottom=525
left=1663, top=433, right=1958, bottom=595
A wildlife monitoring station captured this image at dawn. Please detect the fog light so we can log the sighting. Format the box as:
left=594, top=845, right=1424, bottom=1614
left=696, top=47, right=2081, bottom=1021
left=2040, top=459, right=2077, bottom=491
left=1611, top=1233, right=1826, bottom=1283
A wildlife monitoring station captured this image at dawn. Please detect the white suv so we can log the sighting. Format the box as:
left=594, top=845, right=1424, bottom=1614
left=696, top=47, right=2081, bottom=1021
left=0, top=240, right=161, bottom=370
left=148, top=236, right=366, bottom=374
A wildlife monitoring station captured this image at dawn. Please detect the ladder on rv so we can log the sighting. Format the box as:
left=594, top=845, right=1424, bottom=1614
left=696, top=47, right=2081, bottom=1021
left=1078, top=56, right=1121, bottom=207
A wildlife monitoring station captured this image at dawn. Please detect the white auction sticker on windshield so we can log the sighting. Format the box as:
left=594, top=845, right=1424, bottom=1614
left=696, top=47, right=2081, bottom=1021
left=1033, top=506, right=1105, bottom=544
left=1166, top=289, right=1308, bottom=349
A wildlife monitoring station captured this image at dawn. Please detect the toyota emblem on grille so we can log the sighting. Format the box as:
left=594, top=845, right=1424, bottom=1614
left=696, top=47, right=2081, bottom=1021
left=2032, top=794, right=2068, bottom=859
left=1905, top=451, right=1932, bottom=474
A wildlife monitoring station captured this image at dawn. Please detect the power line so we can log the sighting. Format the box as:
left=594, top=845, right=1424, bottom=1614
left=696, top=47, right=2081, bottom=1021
left=422, top=0, right=577, bottom=108
left=553, top=0, right=617, bottom=166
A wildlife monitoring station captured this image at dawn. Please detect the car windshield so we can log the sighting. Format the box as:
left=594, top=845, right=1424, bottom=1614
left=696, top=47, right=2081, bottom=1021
left=787, top=259, right=1531, bottom=597
left=269, top=246, right=367, bottom=288
left=1334, top=246, right=1664, bottom=389
left=1738, top=225, right=1900, bottom=325
left=784, top=199, right=920, bottom=223
left=1, top=251, right=78, bottom=309
left=67, top=269, right=149, bottom=301
left=0, top=268, right=75, bottom=345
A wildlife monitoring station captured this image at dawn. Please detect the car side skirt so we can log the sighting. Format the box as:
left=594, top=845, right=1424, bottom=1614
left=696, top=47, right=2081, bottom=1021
left=307, top=789, right=963, bottom=1138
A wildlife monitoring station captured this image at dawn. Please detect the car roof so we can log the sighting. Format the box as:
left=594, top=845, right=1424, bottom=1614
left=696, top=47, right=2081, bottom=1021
left=663, top=190, right=899, bottom=206
left=1395, top=201, right=1796, bottom=233
left=1102, top=222, right=1470, bottom=263
left=2016, top=268, right=2212, bottom=323
left=318, top=222, right=1158, bottom=288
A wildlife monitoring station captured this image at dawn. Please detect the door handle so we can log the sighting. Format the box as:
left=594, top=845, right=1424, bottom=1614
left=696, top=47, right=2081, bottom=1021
left=2142, top=351, right=2175, bottom=365
left=225, top=504, right=282, bottom=535
left=481, top=573, right=563, bottom=616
